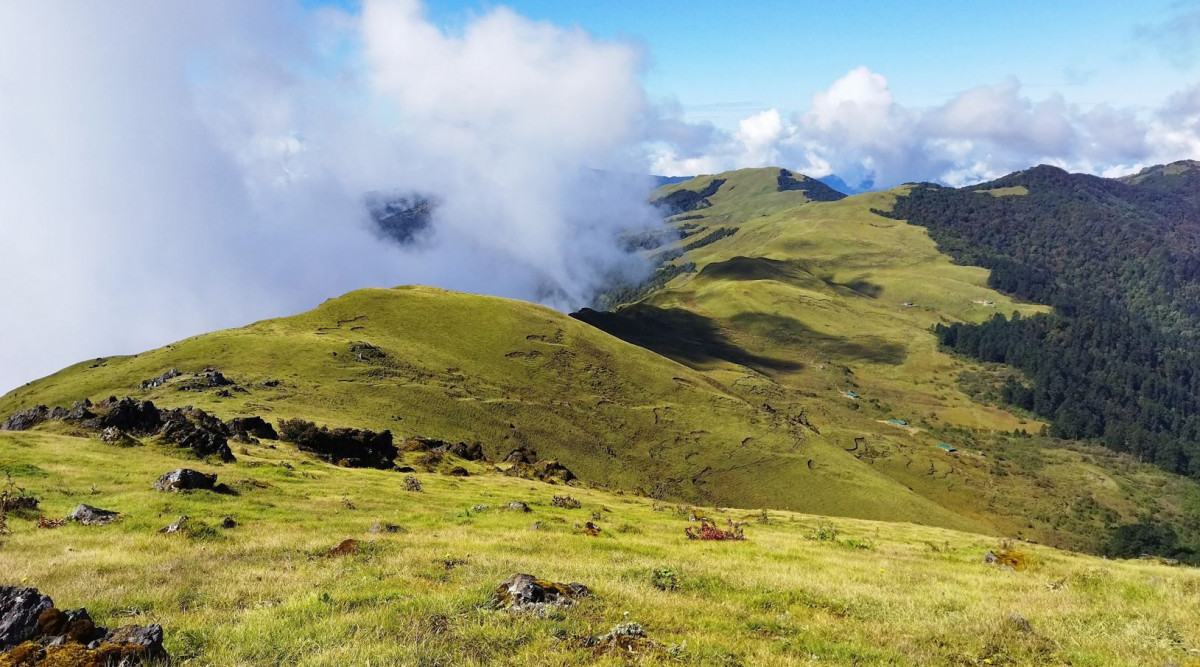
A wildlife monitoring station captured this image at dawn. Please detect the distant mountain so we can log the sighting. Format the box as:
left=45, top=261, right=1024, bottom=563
left=652, top=174, right=694, bottom=187
left=818, top=173, right=875, bottom=195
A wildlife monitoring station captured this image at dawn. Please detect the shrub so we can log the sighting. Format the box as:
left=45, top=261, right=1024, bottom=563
left=403, top=475, right=422, bottom=492
left=552, top=495, right=581, bottom=509
left=685, top=519, right=745, bottom=541
left=651, top=568, right=678, bottom=591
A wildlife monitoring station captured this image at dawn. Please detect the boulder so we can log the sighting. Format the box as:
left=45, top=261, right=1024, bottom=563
left=493, top=573, right=590, bottom=612
left=220, top=516, right=238, bottom=529
left=67, top=504, right=120, bottom=526
left=446, top=466, right=470, bottom=477
left=278, top=418, right=396, bottom=469
left=92, top=397, right=162, bottom=433
left=158, top=409, right=235, bottom=461
left=504, top=460, right=576, bottom=484
left=502, top=501, right=531, bottom=513
left=64, top=399, right=94, bottom=421
left=552, top=495, right=581, bottom=509
left=1, top=406, right=50, bottom=431
left=153, top=469, right=217, bottom=492
left=0, top=586, right=54, bottom=649
left=226, top=416, right=278, bottom=440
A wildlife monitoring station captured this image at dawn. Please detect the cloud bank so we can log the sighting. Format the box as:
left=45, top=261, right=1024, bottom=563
left=0, top=0, right=661, bottom=392
left=651, top=66, right=1200, bottom=188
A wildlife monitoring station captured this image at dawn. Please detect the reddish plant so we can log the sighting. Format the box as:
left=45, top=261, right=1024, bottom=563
left=685, top=519, right=745, bottom=541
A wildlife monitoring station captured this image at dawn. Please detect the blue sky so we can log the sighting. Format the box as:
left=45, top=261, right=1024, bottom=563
left=414, top=0, right=1196, bottom=128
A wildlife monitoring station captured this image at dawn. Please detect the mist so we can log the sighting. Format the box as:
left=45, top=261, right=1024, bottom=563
left=0, top=1, right=663, bottom=393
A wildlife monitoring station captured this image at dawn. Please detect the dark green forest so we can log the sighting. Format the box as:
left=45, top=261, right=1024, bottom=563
left=885, top=163, right=1200, bottom=478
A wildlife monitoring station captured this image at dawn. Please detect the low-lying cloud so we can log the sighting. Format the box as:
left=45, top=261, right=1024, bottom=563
left=651, top=66, right=1200, bottom=188
left=0, top=0, right=662, bottom=392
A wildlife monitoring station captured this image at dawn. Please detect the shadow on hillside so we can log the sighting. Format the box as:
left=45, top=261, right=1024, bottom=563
left=571, top=305, right=802, bottom=373
left=729, top=312, right=907, bottom=365
left=695, top=257, right=885, bottom=299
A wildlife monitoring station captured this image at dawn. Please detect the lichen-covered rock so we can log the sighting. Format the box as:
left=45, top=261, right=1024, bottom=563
left=158, top=516, right=190, bottom=535
left=503, top=501, right=531, bottom=513
left=99, top=427, right=141, bottom=448
left=67, top=504, right=120, bottom=526
left=153, top=469, right=217, bottom=492
left=493, top=573, right=590, bottom=612
left=0, top=586, right=53, bottom=649
left=1, top=406, right=50, bottom=432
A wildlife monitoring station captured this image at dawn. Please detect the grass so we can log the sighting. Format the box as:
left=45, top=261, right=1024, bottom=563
left=3, top=429, right=1199, bottom=665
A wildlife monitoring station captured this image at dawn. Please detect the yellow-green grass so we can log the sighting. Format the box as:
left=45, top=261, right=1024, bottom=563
left=3, top=430, right=1199, bottom=666
left=0, top=286, right=968, bottom=529
left=620, top=170, right=1200, bottom=551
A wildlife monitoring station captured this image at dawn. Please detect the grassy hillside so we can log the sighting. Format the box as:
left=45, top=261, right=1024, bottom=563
left=582, top=168, right=1200, bottom=554
left=2, top=429, right=1198, bottom=665
left=0, top=286, right=968, bottom=528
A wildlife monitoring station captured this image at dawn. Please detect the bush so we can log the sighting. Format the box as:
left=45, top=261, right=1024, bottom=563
left=651, top=568, right=678, bottom=591
left=685, top=519, right=745, bottom=541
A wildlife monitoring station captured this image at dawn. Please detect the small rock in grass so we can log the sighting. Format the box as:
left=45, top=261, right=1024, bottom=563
left=493, top=573, right=589, bottom=612
left=446, top=466, right=470, bottom=477
left=328, top=539, right=359, bottom=557
left=67, top=504, right=120, bottom=526
left=220, top=516, right=238, bottom=529
left=368, top=522, right=404, bottom=534
left=158, top=516, right=190, bottom=535
left=503, top=501, right=531, bottom=513
left=153, top=469, right=217, bottom=492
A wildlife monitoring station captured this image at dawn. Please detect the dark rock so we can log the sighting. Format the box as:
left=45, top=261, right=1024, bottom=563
left=158, top=408, right=235, bottom=461
left=220, top=516, right=238, bottom=529
left=0, top=586, right=54, bottom=649
left=502, top=501, right=531, bottom=513
left=1, top=406, right=50, bottom=431
left=260, top=379, right=281, bottom=388
left=67, top=504, right=119, bottom=526
left=158, top=516, right=190, bottom=534
left=395, top=465, right=416, bottom=473
left=503, top=447, right=538, bottom=464
left=505, top=460, right=576, bottom=484
left=445, top=466, right=470, bottom=477
left=65, top=399, right=94, bottom=421
left=493, top=573, right=590, bottom=611
left=226, top=416, right=278, bottom=440
left=153, top=469, right=217, bottom=492
left=278, top=418, right=396, bottom=469
left=428, top=441, right=485, bottom=461
left=103, top=622, right=166, bottom=660
left=48, top=406, right=68, bottom=420
left=94, top=397, right=161, bottom=433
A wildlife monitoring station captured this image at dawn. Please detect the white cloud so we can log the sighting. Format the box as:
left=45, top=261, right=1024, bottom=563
left=653, top=66, right=1200, bottom=189
left=0, top=0, right=661, bottom=392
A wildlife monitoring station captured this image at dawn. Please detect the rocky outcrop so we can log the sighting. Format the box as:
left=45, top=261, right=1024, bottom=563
left=504, top=459, right=576, bottom=485
left=277, top=418, right=397, bottom=469
left=153, top=469, right=217, bottom=492
left=157, top=407, right=234, bottom=461
left=493, top=574, right=590, bottom=612
left=139, top=368, right=180, bottom=390
left=0, top=585, right=167, bottom=665
left=402, top=438, right=485, bottom=461
left=99, top=427, right=141, bottom=448
left=67, top=504, right=120, bottom=526
left=226, top=416, right=278, bottom=441
left=1, top=406, right=49, bottom=431
left=503, top=447, right=538, bottom=464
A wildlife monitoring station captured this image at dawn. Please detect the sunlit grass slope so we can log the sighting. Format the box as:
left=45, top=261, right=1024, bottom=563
left=0, top=286, right=965, bottom=527
left=2, top=430, right=1198, bottom=666
left=583, top=169, right=1200, bottom=552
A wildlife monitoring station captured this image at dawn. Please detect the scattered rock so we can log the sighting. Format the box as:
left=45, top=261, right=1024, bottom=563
left=226, top=416, right=278, bottom=441
left=493, top=573, right=590, bottom=612
left=220, top=516, right=238, bottom=529
left=552, top=495, right=581, bottom=509
left=328, top=539, right=359, bottom=557
left=446, top=466, right=470, bottom=477
left=503, top=501, right=531, bottom=513
left=591, top=621, right=656, bottom=655
left=153, top=469, right=217, bottom=492
left=582, top=521, right=601, bottom=537
left=139, top=368, right=180, bottom=390
left=176, top=368, right=233, bottom=391
left=402, top=475, right=422, bottom=492
left=395, top=465, right=416, bottom=473
left=401, top=438, right=486, bottom=461
left=260, top=379, right=282, bottom=388
left=158, top=516, right=190, bottom=535
left=65, top=399, right=94, bottom=421
left=368, top=522, right=404, bottom=534
left=99, top=427, right=141, bottom=447
left=67, top=504, right=119, bottom=526
left=157, top=406, right=235, bottom=461
left=470, top=505, right=490, bottom=512
left=1, top=406, right=49, bottom=431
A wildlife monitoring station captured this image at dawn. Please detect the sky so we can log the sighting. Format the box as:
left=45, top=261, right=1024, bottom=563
left=0, top=0, right=1198, bottom=393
